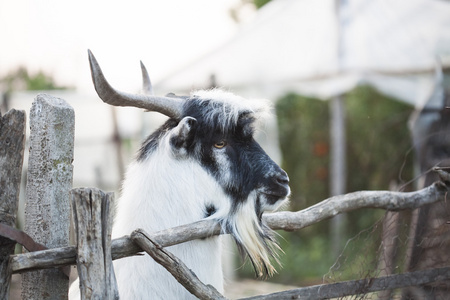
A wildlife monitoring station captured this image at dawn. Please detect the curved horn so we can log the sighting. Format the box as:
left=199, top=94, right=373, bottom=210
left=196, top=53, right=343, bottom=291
left=88, top=50, right=183, bottom=119
left=140, top=61, right=153, bottom=95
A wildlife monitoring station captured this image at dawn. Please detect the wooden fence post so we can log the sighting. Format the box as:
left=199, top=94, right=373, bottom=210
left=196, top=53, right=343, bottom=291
left=0, top=110, right=26, bottom=299
left=21, top=94, right=74, bottom=299
left=71, top=188, right=119, bottom=300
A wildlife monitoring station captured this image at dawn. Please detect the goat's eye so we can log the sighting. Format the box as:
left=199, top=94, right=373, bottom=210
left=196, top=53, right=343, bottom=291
left=214, top=141, right=227, bottom=149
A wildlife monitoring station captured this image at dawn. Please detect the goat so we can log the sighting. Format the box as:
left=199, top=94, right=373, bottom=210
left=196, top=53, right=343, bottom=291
left=69, top=50, right=290, bottom=299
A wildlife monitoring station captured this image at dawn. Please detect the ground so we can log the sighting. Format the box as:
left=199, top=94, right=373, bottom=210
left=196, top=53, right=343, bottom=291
left=225, top=279, right=298, bottom=298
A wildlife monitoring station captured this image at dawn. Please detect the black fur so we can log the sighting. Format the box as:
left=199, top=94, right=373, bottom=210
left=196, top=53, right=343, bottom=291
left=204, top=204, right=217, bottom=218
left=138, top=95, right=288, bottom=210
left=137, top=119, right=178, bottom=161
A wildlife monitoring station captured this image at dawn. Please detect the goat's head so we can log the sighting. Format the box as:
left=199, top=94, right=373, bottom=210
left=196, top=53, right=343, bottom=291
left=88, top=50, right=290, bottom=277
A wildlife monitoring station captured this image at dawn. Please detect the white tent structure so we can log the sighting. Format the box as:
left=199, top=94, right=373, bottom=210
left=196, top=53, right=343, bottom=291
left=156, top=0, right=450, bottom=255
left=157, top=0, right=450, bottom=110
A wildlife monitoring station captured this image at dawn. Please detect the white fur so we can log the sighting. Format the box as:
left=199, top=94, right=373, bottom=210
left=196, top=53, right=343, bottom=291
left=192, top=89, right=272, bottom=131
left=224, top=192, right=285, bottom=278
left=70, top=129, right=230, bottom=299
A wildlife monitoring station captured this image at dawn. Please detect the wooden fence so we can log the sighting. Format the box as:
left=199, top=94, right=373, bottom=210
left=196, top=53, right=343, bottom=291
left=1, top=93, right=450, bottom=299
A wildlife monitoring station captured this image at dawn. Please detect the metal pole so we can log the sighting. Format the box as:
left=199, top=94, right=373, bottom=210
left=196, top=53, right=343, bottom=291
left=330, top=95, right=347, bottom=258
left=329, top=0, right=347, bottom=260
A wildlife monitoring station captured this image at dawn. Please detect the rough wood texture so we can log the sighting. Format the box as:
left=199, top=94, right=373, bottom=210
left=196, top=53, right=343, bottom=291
left=264, top=181, right=449, bottom=231
left=9, top=179, right=449, bottom=274
left=240, top=266, right=450, bottom=300
left=10, top=245, right=76, bottom=274
left=132, top=229, right=227, bottom=300
left=377, top=211, right=400, bottom=300
left=0, top=109, right=26, bottom=299
left=71, top=188, right=118, bottom=300
left=21, top=94, right=74, bottom=300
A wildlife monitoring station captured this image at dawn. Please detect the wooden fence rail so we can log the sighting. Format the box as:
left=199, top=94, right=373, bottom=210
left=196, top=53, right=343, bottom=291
left=242, top=266, right=450, bottom=300
left=1, top=94, right=450, bottom=299
left=8, top=178, right=448, bottom=276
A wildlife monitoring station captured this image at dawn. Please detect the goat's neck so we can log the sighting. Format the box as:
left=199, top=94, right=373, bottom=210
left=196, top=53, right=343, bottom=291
left=112, top=151, right=228, bottom=238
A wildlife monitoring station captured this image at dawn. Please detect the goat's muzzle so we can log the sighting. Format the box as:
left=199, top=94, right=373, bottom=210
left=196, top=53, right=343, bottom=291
left=260, top=170, right=290, bottom=210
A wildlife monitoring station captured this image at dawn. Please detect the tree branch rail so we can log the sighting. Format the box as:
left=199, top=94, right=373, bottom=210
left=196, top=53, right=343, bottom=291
left=9, top=179, right=448, bottom=275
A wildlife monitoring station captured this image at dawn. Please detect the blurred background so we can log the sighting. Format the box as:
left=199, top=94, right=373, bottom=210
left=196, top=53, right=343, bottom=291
left=1, top=0, right=450, bottom=298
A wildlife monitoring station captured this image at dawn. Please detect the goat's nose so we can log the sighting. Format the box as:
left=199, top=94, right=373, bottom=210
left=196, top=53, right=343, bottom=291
left=275, top=171, right=289, bottom=186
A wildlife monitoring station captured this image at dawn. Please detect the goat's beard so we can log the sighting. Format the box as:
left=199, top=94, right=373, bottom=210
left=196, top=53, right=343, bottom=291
left=222, top=194, right=281, bottom=278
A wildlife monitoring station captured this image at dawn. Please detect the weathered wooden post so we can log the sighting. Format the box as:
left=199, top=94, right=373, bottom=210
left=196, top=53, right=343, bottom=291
left=0, top=109, right=26, bottom=299
left=21, top=94, right=75, bottom=299
left=71, top=188, right=119, bottom=300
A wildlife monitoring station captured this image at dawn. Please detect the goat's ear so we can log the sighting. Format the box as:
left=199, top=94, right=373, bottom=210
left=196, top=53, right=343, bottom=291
left=169, top=117, right=197, bottom=153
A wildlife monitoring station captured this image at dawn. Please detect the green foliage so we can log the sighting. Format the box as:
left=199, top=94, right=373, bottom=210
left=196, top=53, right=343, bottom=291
left=275, top=230, right=334, bottom=284
left=253, top=0, right=272, bottom=9
left=237, top=230, right=335, bottom=285
left=276, top=93, right=330, bottom=212
left=345, top=87, right=414, bottom=192
left=1, top=67, right=70, bottom=92
left=238, top=86, right=415, bottom=283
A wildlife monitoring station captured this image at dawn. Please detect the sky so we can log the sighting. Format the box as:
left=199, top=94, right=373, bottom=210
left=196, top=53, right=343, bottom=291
left=0, top=0, right=252, bottom=93
left=1, top=0, right=449, bottom=105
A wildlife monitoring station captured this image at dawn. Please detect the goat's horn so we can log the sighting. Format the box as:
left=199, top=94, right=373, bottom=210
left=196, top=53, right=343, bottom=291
left=140, top=61, right=153, bottom=95
left=88, top=50, right=184, bottom=119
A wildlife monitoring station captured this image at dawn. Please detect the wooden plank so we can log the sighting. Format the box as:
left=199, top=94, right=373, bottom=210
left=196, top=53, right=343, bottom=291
left=0, top=109, right=26, bottom=299
left=21, top=94, right=74, bottom=300
left=71, top=188, right=119, bottom=300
